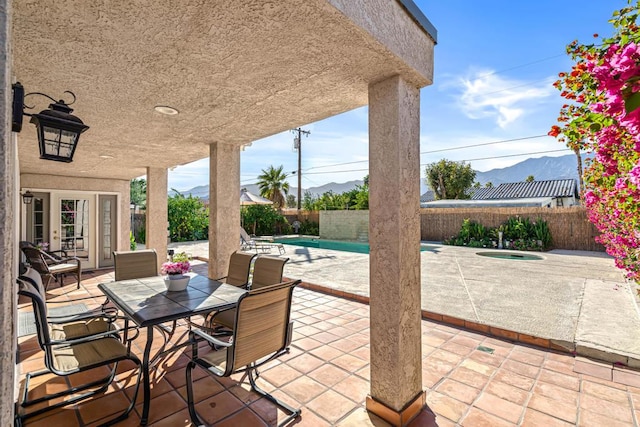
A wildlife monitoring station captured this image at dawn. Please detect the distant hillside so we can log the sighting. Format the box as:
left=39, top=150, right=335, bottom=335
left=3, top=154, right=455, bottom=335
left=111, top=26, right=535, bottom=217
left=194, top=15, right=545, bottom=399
left=474, top=154, right=590, bottom=186
left=179, top=154, right=590, bottom=201
left=178, top=180, right=364, bottom=201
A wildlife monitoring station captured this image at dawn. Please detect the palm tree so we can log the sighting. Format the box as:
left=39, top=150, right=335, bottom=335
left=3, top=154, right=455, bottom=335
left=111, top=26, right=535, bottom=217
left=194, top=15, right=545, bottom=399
left=257, top=165, right=290, bottom=209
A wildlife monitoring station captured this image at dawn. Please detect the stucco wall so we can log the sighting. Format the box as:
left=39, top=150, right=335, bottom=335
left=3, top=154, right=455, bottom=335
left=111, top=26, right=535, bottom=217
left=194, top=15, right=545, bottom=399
left=320, top=210, right=369, bottom=241
left=20, top=174, right=130, bottom=252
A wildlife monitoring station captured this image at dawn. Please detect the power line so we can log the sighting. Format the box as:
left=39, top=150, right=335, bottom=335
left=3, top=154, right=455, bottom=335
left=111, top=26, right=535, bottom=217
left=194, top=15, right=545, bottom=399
left=421, top=135, right=549, bottom=154
left=422, top=148, right=571, bottom=165
left=285, top=148, right=573, bottom=177
left=475, top=53, right=566, bottom=78
left=298, top=134, right=552, bottom=173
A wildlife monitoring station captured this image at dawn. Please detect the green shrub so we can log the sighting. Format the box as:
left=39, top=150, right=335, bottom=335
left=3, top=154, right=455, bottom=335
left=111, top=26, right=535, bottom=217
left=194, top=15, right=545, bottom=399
left=299, top=219, right=319, bottom=235
left=444, top=216, right=552, bottom=251
left=241, top=204, right=289, bottom=236
left=129, top=231, right=137, bottom=251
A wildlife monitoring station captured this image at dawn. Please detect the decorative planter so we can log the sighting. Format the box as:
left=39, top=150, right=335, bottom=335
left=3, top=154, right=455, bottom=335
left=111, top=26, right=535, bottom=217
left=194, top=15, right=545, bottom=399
left=163, top=274, right=190, bottom=291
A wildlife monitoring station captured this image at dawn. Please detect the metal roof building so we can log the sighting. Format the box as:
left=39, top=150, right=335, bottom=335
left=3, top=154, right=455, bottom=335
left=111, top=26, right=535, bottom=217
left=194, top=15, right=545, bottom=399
left=470, top=179, right=579, bottom=207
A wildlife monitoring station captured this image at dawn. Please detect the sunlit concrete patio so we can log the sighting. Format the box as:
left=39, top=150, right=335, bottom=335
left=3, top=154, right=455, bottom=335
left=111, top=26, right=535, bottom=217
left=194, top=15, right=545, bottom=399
left=17, top=262, right=640, bottom=426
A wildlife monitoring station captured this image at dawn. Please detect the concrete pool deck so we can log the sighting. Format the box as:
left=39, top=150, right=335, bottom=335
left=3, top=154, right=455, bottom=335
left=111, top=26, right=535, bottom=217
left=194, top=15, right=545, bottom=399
left=168, top=240, right=640, bottom=366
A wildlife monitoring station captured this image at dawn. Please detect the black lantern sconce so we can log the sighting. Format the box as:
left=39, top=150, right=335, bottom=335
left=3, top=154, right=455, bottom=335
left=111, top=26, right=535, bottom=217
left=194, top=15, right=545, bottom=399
left=12, top=82, right=89, bottom=163
left=21, top=190, right=34, bottom=205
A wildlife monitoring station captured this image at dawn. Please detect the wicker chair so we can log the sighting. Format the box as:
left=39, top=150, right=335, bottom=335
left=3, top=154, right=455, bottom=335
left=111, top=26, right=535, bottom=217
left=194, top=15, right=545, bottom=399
left=21, top=245, right=81, bottom=290
left=185, top=280, right=302, bottom=427
left=16, top=277, right=141, bottom=427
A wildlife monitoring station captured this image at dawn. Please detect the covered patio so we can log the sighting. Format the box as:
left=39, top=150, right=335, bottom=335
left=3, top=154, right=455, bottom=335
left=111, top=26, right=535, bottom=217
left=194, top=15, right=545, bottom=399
left=4, top=0, right=437, bottom=425
left=17, top=266, right=640, bottom=426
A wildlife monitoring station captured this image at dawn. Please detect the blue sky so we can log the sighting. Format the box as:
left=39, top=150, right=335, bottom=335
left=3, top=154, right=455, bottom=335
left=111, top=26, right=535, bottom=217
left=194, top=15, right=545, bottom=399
left=168, top=0, right=629, bottom=192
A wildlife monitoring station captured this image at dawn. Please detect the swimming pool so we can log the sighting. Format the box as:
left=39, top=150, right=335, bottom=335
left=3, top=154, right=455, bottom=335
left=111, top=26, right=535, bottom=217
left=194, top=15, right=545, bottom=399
left=274, top=237, right=432, bottom=255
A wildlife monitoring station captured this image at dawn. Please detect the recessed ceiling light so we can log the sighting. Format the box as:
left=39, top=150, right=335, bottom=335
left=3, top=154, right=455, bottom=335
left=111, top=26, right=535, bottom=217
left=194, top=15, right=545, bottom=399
left=154, top=105, right=179, bottom=115
left=99, top=154, right=114, bottom=159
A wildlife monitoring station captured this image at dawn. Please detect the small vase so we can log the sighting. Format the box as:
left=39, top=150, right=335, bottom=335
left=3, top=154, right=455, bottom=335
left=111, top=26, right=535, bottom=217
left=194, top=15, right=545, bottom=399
left=163, top=274, right=190, bottom=291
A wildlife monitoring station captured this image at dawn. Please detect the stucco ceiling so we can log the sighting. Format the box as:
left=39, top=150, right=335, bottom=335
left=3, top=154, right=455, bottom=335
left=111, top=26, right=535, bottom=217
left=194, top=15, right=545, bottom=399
left=13, top=0, right=434, bottom=180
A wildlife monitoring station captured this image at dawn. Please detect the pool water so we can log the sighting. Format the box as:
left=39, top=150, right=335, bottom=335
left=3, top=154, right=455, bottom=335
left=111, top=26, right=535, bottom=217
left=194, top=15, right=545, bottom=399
left=274, top=237, right=431, bottom=255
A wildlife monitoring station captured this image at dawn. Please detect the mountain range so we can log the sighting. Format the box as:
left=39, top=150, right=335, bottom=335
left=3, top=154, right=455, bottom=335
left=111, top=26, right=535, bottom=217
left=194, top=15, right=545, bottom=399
left=177, top=154, right=587, bottom=200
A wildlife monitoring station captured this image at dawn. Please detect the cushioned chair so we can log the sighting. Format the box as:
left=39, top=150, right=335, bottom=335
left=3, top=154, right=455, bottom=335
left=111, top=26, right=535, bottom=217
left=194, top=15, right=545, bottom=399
left=20, top=267, right=114, bottom=323
left=185, top=280, right=302, bottom=427
left=113, top=249, right=158, bottom=280
left=21, top=245, right=82, bottom=290
left=16, top=277, right=141, bottom=427
left=20, top=240, right=69, bottom=263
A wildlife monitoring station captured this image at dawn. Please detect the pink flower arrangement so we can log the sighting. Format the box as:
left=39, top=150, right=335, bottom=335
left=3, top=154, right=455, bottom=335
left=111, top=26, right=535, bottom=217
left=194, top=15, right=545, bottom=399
left=161, top=260, right=190, bottom=276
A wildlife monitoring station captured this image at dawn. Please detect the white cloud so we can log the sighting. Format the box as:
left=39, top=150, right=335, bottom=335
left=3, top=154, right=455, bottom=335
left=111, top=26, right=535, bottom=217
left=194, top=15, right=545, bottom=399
left=453, top=69, right=556, bottom=129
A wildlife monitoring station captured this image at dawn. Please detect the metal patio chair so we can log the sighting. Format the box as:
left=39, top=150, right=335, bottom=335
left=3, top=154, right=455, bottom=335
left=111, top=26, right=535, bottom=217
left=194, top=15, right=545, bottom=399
left=20, top=267, right=114, bottom=323
left=207, top=254, right=289, bottom=331
left=190, top=251, right=257, bottom=335
left=113, top=249, right=158, bottom=281
left=16, top=277, right=142, bottom=427
left=185, top=279, right=302, bottom=427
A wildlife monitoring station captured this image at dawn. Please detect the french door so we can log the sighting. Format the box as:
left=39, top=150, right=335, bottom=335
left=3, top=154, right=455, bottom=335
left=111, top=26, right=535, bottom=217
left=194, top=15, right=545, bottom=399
left=51, top=194, right=95, bottom=269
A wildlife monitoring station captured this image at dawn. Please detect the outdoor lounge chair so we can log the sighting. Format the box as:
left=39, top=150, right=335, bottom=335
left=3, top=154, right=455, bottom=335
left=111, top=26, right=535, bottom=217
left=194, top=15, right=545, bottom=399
left=113, top=249, right=158, bottom=280
left=16, top=277, right=142, bottom=427
left=240, top=227, right=286, bottom=255
left=185, top=279, right=302, bottom=427
left=21, top=245, right=82, bottom=290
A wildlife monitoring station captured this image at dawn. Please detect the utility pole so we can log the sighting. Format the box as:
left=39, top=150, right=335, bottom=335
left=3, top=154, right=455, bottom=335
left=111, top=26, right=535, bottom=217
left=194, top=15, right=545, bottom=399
left=292, top=127, right=310, bottom=211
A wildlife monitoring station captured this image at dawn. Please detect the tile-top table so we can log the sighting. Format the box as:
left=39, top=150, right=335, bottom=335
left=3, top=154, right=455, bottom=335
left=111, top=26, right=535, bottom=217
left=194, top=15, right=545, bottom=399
left=99, top=274, right=246, bottom=425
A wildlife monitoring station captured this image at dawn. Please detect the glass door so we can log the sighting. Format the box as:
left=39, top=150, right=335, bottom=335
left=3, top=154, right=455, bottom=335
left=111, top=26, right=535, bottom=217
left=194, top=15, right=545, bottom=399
left=25, top=192, right=49, bottom=245
left=52, top=195, right=94, bottom=269
left=98, top=195, right=116, bottom=268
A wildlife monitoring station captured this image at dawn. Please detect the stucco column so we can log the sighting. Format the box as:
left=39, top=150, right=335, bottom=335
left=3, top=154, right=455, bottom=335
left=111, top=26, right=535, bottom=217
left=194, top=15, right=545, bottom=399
left=145, top=167, right=168, bottom=272
left=208, top=142, right=240, bottom=279
left=0, top=0, right=16, bottom=423
left=366, top=75, right=423, bottom=426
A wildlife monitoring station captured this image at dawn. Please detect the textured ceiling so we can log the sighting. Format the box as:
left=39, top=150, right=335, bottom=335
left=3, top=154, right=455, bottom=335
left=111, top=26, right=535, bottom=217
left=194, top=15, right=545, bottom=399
left=13, top=0, right=434, bottom=180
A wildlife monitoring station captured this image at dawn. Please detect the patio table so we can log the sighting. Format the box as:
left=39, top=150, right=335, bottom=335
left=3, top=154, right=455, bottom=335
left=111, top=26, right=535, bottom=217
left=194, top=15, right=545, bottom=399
left=98, top=274, right=246, bottom=425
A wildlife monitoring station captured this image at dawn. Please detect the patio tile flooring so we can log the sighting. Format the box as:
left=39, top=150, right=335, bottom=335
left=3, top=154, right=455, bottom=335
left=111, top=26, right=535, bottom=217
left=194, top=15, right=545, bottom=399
left=16, top=262, right=640, bottom=426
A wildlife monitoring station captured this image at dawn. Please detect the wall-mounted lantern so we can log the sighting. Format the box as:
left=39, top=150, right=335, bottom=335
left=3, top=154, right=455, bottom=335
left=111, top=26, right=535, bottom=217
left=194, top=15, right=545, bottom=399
left=12, top=82, right=89, bottom=163
left=21, top=190, right=34, bottom=205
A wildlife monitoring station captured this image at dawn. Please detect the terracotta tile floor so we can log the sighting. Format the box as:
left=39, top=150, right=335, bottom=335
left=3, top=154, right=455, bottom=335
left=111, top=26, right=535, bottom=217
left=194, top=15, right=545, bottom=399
left=16, top=264, right=640, bottom=426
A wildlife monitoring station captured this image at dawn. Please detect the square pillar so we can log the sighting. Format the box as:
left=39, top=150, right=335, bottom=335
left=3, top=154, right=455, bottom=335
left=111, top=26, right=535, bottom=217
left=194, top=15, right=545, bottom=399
left=0, top=0, right=17, bottom=423
left=208, top=142, right=241, bottom=279
left=366, top=75, right=424, bottom=426
left=146, top=167, right=168, bottom=272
